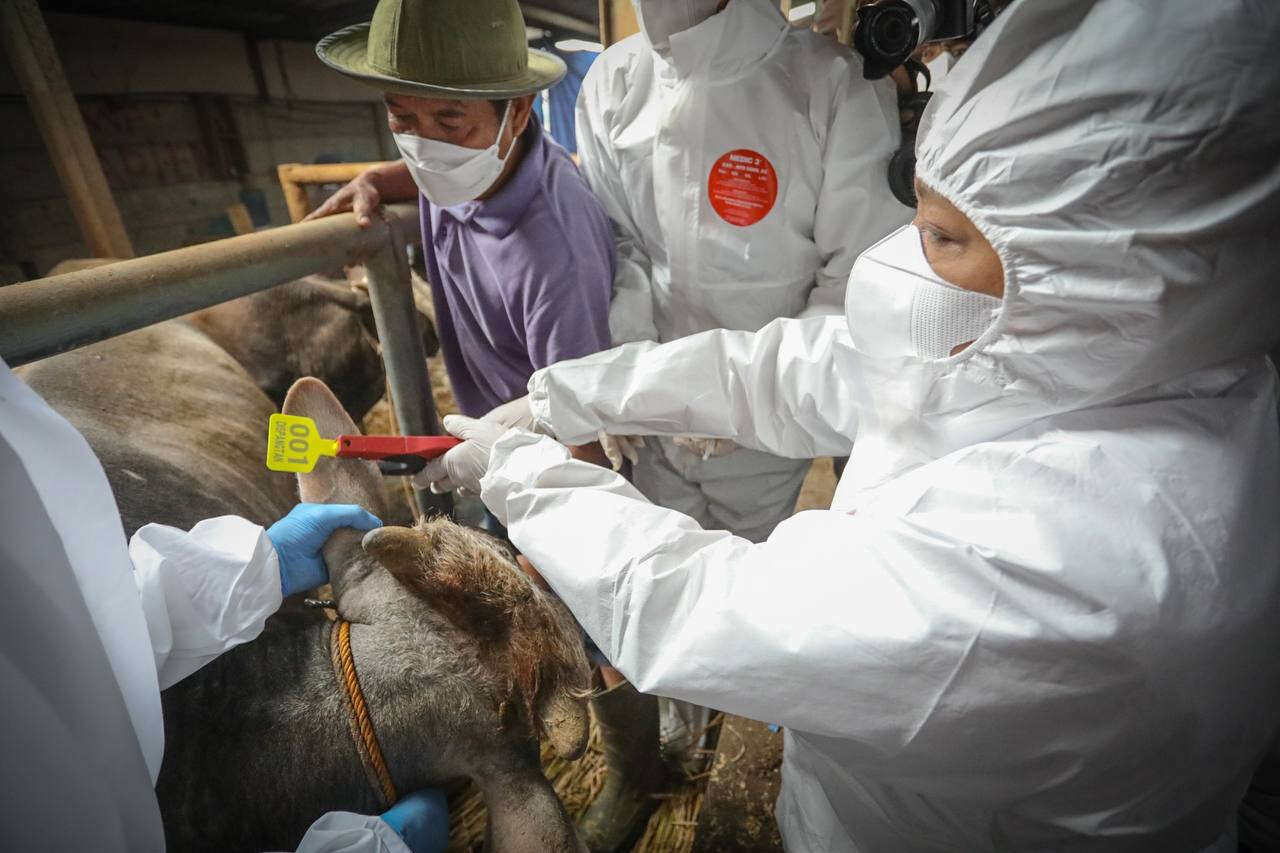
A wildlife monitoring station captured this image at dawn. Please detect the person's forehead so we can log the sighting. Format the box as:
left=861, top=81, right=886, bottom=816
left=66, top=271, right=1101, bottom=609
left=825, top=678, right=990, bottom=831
left=914, top=180, right=964, bottom=220
left=383, top=93, right=487, bottom=118
left=913, top=178, right=939, bottom=203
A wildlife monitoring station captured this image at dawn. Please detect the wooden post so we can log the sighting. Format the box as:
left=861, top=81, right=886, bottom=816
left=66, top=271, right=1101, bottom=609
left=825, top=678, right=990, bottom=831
left=225, top=203, right=256, bottom=236
left=598, top=0, right=639, bottom=48
left=837, top=0, right=856, bottom=45
left=0, top=0, right=134, bottom=258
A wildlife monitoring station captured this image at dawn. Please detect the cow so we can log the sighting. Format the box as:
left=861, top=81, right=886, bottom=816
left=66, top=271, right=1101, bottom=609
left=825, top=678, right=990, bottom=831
left=185, top=271, right=438, bottom=422
left=22, top=264, right=439, bottom=530
left=155, top=378, right=591, bottom=852
left=20, top=319, right=591, bottom=851
left=42, top=259, right=437, bottom=428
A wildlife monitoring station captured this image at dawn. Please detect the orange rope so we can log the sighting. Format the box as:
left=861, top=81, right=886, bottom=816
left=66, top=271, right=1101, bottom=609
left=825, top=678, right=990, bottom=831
left=330, top=619, right=398, bottom=809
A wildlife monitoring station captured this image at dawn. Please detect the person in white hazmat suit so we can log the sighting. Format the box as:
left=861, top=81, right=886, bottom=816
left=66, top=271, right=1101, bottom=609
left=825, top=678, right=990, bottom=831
left=0, top=363, right=447, bottom=852
left=419, top=0, right=1280, bottom=849
left=574, top=0, right=911, bottom=784
left=579, top=0, right=908, bottom=540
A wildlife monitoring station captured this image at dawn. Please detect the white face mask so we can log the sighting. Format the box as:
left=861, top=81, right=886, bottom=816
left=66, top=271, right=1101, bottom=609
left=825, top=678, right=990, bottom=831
left=393, top=102, right=513, bottom=207
left=632, top=0, right=722, bottom=57
left=847, top=225, right=1001, bottom=361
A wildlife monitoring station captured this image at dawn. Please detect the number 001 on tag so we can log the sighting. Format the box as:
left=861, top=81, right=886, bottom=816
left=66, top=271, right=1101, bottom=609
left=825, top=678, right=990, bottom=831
left=266, top=414, right=338, bottom=473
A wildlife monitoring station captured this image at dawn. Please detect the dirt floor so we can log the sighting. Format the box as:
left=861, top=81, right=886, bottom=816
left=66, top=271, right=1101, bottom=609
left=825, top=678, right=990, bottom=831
left=691, top=716, right=785, bottom=852
left=370, top=340, right=839, bottom=852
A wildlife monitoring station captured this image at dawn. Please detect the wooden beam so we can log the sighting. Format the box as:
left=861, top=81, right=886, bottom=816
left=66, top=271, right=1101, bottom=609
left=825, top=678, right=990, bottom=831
left=0, top=0, right=134, bottom=259
left=276, top=162, right=392, bottom=223
left=521, top=4, right=597, bottom=38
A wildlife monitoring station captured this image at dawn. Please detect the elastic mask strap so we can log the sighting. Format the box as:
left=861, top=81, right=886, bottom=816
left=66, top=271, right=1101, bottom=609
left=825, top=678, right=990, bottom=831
left=493, top=100, right=514, bottom=161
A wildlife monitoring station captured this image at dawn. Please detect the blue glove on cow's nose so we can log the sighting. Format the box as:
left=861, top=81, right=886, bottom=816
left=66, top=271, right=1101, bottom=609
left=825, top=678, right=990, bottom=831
left=379, top=789, right=449, bottom=853
left=266, top=503, right=382, bottom=596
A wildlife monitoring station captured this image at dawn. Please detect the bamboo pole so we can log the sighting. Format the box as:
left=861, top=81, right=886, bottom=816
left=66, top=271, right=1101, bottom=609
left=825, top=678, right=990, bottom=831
left=0, top=0, right=134, bottom=258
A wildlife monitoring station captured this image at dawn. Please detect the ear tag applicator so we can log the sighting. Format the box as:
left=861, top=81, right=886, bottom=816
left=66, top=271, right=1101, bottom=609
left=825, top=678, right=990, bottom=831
left=265, top=413, right=460, bottom=475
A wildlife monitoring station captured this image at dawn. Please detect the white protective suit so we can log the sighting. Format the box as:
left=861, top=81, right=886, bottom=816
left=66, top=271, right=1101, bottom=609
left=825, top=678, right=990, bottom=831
left=0, top=361, right=409, bottom=853
left=480, top=0, right=1280, bottom=849
left=576, top=0, right=910, bottom=543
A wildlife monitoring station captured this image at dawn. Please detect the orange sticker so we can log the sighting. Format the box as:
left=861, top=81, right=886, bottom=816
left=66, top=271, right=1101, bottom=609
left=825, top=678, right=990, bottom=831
left=708, top=149, right=778, bottom=227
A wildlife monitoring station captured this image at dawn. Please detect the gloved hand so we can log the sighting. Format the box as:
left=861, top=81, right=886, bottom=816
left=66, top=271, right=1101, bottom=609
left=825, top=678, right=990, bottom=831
left=482, top=394, right=548, bottom=434
left=673, top=436, right=737, bottom=461
left=598, top=432, right=644, bottom=471
left=413, top=414, right=506, bottom=495
left=266, top=503, right=383, bottom=596
left=379, top=789, right=449, bottom=853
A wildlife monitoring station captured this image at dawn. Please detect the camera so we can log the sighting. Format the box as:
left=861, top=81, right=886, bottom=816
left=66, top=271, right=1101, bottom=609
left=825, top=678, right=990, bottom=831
left=853, top=0, right=978, bottom=79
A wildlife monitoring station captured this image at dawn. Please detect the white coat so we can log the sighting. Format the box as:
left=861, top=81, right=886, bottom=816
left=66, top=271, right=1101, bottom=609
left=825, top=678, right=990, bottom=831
left=578, top=0, right=906, bottom=344
left=480, top=0, right=1280, bottom=849
left=0, top=360, right=409, bottom=853
left=575, top=0, right=911, bottom=545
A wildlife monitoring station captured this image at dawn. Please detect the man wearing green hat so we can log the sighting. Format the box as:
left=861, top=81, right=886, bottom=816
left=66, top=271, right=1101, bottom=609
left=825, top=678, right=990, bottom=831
left=310, top=1, right=659, bottom=851
left=311, top=0, right=615, bottom=424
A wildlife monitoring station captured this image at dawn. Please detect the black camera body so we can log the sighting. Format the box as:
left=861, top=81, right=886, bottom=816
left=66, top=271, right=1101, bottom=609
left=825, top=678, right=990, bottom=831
left=853, top=0, right=978, bottom=79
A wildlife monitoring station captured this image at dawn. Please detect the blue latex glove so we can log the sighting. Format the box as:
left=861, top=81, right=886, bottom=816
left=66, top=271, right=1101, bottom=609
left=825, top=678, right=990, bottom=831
left=379, top=789, right=449, bottom=853
left=266, top=503, right=382, bottom=596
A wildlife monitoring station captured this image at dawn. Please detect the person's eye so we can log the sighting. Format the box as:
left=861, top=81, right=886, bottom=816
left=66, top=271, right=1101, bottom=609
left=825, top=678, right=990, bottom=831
left=921, top=226, right=955, bottom=247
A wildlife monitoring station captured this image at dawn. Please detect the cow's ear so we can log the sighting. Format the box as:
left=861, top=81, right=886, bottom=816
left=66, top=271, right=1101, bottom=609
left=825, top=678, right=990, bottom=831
left=281, top=377, right=387, bottom=518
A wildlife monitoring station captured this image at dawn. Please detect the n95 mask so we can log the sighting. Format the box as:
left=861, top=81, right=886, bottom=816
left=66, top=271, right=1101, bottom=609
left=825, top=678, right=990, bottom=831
left=393, top=102, right=513, bottom=207
left=632, top=0, right=721, bottom=57
left=848, top=225, right=1001, bottom=361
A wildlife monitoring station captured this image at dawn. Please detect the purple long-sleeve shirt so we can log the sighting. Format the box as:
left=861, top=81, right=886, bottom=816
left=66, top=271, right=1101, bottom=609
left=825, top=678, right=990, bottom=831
left=419, top=118, right=615, bottom=417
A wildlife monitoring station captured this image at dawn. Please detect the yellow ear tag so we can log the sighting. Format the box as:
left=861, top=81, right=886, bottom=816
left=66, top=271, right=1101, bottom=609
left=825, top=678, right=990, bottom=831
left=266, top=414, right=340, bottom=473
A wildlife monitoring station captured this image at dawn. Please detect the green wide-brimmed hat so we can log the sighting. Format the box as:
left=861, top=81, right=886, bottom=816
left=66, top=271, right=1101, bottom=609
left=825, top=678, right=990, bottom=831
left=316, top=0, right=567, bottom=99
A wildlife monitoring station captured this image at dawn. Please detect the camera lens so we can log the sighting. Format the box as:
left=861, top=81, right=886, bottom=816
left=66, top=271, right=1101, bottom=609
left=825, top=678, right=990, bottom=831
left=868, top=7, right=915, bottom=57
left=853, top=0, right=940, bottom=79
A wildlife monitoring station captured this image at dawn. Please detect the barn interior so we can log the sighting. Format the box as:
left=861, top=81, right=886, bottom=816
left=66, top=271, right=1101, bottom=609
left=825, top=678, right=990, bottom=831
left=5, top=3, right=1280, bottom=853
left=0, top=1, right=836, bottom=850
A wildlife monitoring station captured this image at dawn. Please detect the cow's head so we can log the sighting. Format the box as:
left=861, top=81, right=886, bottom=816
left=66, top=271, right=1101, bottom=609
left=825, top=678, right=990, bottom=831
left=280, top=377, right=590, bottom=761
left=189, top=274, right=439, bottom=422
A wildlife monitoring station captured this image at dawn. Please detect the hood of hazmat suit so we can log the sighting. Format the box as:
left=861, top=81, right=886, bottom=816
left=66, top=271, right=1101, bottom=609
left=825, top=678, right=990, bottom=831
left=631, top=0, right=722, bottom=57
left=577, top=0, right=909, bottom=346
left=482, top=0, right=1280, bottom=850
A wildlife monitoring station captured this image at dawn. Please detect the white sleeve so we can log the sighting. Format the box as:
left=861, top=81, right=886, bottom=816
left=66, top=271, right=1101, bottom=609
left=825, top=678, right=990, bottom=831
left=529, top=314, right=857, bottom=459
left=481, top=430, right=1175, bottom=772
left=481, top=432, right=902, bottom=737
left=604, top=218, right=659, bottom=345
left=129, top=515, right=283, bottom=691
left=799, top=65, right=913, bottom=319
left=574, top=67, right=659, bottom=345
left=292, top=812, right=410, bottom=853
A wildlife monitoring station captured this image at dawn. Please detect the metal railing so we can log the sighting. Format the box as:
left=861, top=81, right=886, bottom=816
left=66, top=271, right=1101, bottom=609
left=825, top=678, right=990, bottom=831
left=0, top=203, right=445, bottom=516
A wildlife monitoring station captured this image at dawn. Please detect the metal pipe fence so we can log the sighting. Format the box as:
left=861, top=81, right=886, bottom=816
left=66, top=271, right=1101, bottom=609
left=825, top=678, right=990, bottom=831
left=0, top=203, right=447, bottom=517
